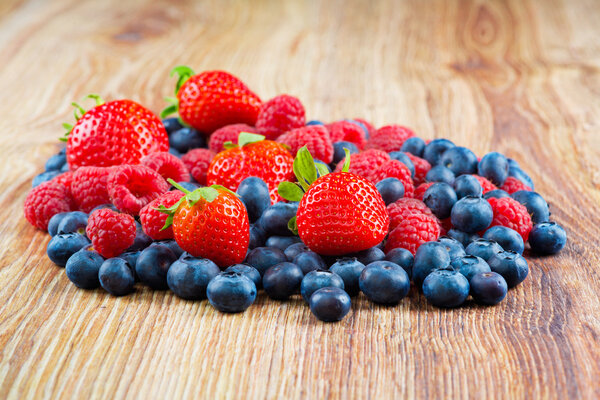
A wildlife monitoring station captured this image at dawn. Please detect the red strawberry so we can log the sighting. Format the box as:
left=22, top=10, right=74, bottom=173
left=162, top=67, right=262, bottom=135
left=139, top=190, right=184, bottom=240
left=276, top=125, right=334, bottom=164
left=86, top=208, right=136, bottom=258
left=256, top=95, right=305, bottom=140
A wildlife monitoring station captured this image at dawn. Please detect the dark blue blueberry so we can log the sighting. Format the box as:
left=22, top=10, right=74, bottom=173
left=423, top=138, right=455, bottom=165
left=359, top=261, right=410, bottom=305
left=293, top=251, right=327, bottom=274
left=388, top=152, right=415, bottom=177
left=439, top=146, right=478, bottom=175
left=508, top=165, right=534, bottom=189
left=167, top=255, right=220, bottom=300
left=284, top=242, right=310, bottom=260
left=47, top=212, right=69, bottom=236
left=314, top=160, right=331, bottom=177
left=159, top=239, right=184, bottom=258
left=265, top=235, right=302, bottom=251
left=412, top=242, right=451, bottom=286
left=258, top=202, right=298, bottom=236
left=511, top=191, right=549, bottom=224
left=262, top=262, right=304, bottom=300
left=437, top=236, right=466, bottom=260
left=45, top=153, right=67, bottom=172
left=56, top=211, right=88, bottom=235
left=65, top=248, right=104, bottom=289
left=422, top=270, right=469, bottom=307
left=451, top=255, right=491, bottom=281
left=332, top=141, right=359, bottom=165
left=300, top=270, right=345, bottom=302
left=89, top=203, right=118, bottom=214
left=117, top=251, right=140, bottom=276
left=478, top=152, right=509, bottom=186
left=98, top=258, right=135, bottom=296
left=174, top=181, right=198, bottom=191
left=470, top=272, right=508, bottom=305
left=47, top=233, right=90, bottom=267
left=453, top=175, right=483, bottom=199
left=169, top=127, right=206, bottom=153
left=135, top=243, right=177, bottom=289
left=60, top=163, right=70, bottom=173
left=375, top=178, right=405, bottom=205
left=447, top=229, right=479, bottom=247
left=125, top=222, right=153, bottom=252
left=245, top=247, right=288, bottom=276
left=329, top=257, right=366, bottom=296
left=400, top=137, right=426, bottom=157
left=237, top=177, right=271, bottom=223
left=465, top=238, right=504, bottom=261
left=306, top=120, right=324, bottom=126
left=207, top=272, right=257, bottom=313
left=384, top=248, right=414, bottom=279
left=528, top=222, right=567, bottom=255
left=32, top=170, right=61, bottom=187
left=309, top=287, right=351, bottom=322
left=349, top=246, right=385, bottom=265
left=168, top=147, right=182, bottom=158
left=487, top=251, right=528, bottom=288
left=423, top=182, right=457, bottom=219
left=483, top=226, right=524, bottom=254
left=225, top=264, right=262, bottom=289
left=425, top=165, right=455, bottom=185
left=162, top=117, right=184, bottom=135
left=450, top=196, right=493, bottom=233
left=248, top=224, right=267, bottom=249
left=484, top=189, right=510, bottom=200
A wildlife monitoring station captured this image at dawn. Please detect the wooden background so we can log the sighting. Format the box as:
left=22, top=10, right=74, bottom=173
left=1, top=0, right=600, bottom=398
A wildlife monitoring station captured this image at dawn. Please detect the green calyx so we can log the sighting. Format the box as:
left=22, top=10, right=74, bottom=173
left=59, top=94, right=105, bottom=142
left=223, top=132, right=265, bottom=150
left=160, top=65, right=195, bottom=122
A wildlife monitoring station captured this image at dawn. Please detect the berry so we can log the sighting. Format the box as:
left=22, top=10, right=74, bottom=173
left=334, top=149, right=390, bottom=180
left=139, top=190, right=185, bottom=240
left=169, top=148, right=182, bottom=158
left=54, top=211, right=87, bottom=236
left=528, top=222, right=567, bottom=255
left=508, top=165, right=534, bottom=189
left=207, top=272, right=257, bottom=313
left=141, top=151, right=190, bottom=183
left=437, top=236, right=466, bottom=260
left=167, top=254, right=220, bottom=299
left=47, top=233, right=90, bottom=267
left=306, top=120, right=324, bottom=125
left=329, top=258, right=366, bottom=296
left=472, top=175, right=498, bottom=194
left=352, top=118, right=375, bottom=137
left=65, top=247, right=104, bottom=289
left=364, top=125, right=415, bottom=152
left=501, top=176, right=532, bottom=194
left=370, top=160, right=415, bottom=198
left=107, top=164, right=169, bottom=215
left=422, top=270, right=469, bottom=308
left=237, top=177, right=271, bottom=223
left=451, top=255, right=491, bottom=281
left=225, top=264, right=262, bottom=289
left=465, top=238, right=504, bottom=261
left=32, top=171, right=61, bottom=187
left=451, top=196, right=493, bottom=233
left=256, top=95, right=305, bottom=140
left=349, top=246, right=386, bottom=265
left=400, top=137, right=426, bottom=157
left=387, top=197, right=438, bottom=230
left=385, top=212, right=442, bottom=255
left=478, top=152, right=509, bottom=186
left=98, top=258, right=135, bottom=296
left=314, top=160, right=331, bottom=176
left=487, top=197, right=533, bottom=241
left=483, top=226, right=524, bottom=254
left=24, top=180, right=76, bottom=230
left=293, top=251, right=327, bottom=274
left=45, top=152, right=67, bottom=172
left=301, top=270, right=345, bottom=302
left=484, top=189, right=510, bottom=200
left=511, top=191, right=549, bottom=224
left=388, top=152, right=415, bottom=177
left=262, top=262, right=304, bottom=300
left=359, top=261, right=410, bottom=305
left=325, top=121, right=366, bottom=149
left=118, top=251, right=140, bottom=272
left=332, top=141, right=359, bottom=165
left=426, top=165, right=455, bottom=185
left=208, top=123, right=257, bottom=153
left=376, top=177, right=405, bottom=205
left=309, top=287, right=351, bottom=322
left=284, top=242, right=310, bottom=260
left=71, top=166, right=112, bottom=212
left=488, top=251, right=529, bottom=288
left=423, top=138, right=455, bottom=165
left=404, top=153, right=431, bottom=185
left=48, top=212, right=69, bottom=236
left=453, top=175, right=483, bottom=199
left=447, top=229, right=480, bottom=247
left=169, top=127, right=206, bottom=153
left=181, top=148, right=215, bottom=185
left=162, top=117, right=183, bottom=134
left=276, top=125, right=333, bottom=163
left=470, top=272, right=508, bottom=305
left=414, top=182, right=434, bottom=201
left=258, top=202, right=298, bottom=236
left=245, top=247, right=288, bottom=276
left=86, top=208, right=136, bottom=258
left=439, top=146, right=478, bottom=175
left=135, top=243, right=177, bottom=289
left=265, top=236, right=302, bottom=251
left=384, top=248, right=414, bottom=279
left=412, top=241, right=451, bottom=286
left=248, top=224, right=267, bottom=249
left=423, top=183, right=457, bottom=219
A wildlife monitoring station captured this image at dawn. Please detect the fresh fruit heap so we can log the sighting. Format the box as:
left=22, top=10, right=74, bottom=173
left=25, top=67, right=567, bottom=323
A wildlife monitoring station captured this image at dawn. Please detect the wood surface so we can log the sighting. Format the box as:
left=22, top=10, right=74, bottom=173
left=1, top=0, right=600, bottom=398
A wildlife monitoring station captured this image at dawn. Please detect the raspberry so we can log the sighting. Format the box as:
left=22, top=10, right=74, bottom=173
left=139, top=190, right=184, bottom=240
left=472, top=175, right=498, bottom=194
left=384, top=212, right=441, bottom=255
left=369, top=159, right=415, bottom=198
left=487, top=197, right=533, bottom=241
left=387, top=197, right=438, bottom=231
left=414, top=182, right=434, bottom=201
left=24, top=180, right=77, bottom=230
left=405, top=153, right=431, bottom=185
left=208, top=123, right=257, bottom=153
left=86, top=208, right=136, bottom=258
left=501, top=176, right=532, bottom=194
left=71, top=166, right=112, bottom=212
left=276, top=125, right=333, bottom=163
left=325, top=121, right=367, bottom=149
left=334, top=149, right=390, bottom=179
left=352, top=118, right=375, bottom=137
left=141, top=151, right=190, bottom=183
left=181, top=148, right=215, bottom=185
left=255, top=95, right=305, bottom=140
left=364, top=125, right=415, bottom=152
left=107, top=165, right=169, bottom=215
left=52, top=171, right=73, bottom=189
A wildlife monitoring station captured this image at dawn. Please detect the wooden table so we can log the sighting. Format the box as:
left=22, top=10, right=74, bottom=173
left=1, top=0, right=600, bottom=398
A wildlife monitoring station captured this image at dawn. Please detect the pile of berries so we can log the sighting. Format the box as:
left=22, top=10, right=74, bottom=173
left=24, top=67, right=567, bottom=322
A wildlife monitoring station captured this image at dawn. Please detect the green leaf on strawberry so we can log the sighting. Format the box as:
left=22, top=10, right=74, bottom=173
left=278, top=181, right=304, bottom=202
left=288, top=216, right=298, bottom=235
left=60, top=94, right=105, bottom=142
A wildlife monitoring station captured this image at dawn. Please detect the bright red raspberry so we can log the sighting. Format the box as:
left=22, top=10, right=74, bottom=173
left=334, top=149, right=390, bottom=178
left=369, top=159, right=415, bottom=198
left=384, top=212, right=441, bottom=255
left=487, top=197, right=533, bottom=241
left=364, top=125, right=415, bottom=152
left=325, top=121, right=367, bottom=149
left=414, top=182, right=434, bottom=201
left=71, top=166, right=112, bottom=213
left=208, top=123, right=257, bottom=153
left=86, top=208, right=136, bottom=258
left=472, top=175, right=498, bottom=194
left=141, top=151, right=190, bottom=183
left=501, top=176, right=532, bottom=194
left=24, top=181, right=77, bottom=230
left=107, top=165, right=169, bottom=215
left=181, top=149, right=216, bottom=185
left=52, top=171, right=73, bottom=189
left=139, top=190, right=184, bottom=240
left=353, top=118, right=375, bottom=137
left=276, top=125, right=333, bottom=163
left=405, top=153, right=431, bottom=185
left=255, top=95, right=305, bottom=140
left=387, top=197, right=439, bottom=231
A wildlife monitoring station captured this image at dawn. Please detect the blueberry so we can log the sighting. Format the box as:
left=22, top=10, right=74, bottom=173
left=169, top=127, right=206, bottom=153
left=470, top=272, right=508, bottom=305
left=439, top=146, right=478, bottom=175
left=47, top=212, right=69, bottom=236
left=45, top=152, right=67, bottom=172
left=437, top=236, right=466, bottom=260
left=98, top=258, right=135, bottom=296
left=447, top=229, right=480, bottom=247
left=528, top=222, right=567, bottom=255
left=309, top=287, right=351, bottom=322
left=60, top=163, right=70, bottom=173
left=388, top=152, right=415, bottom=177
left=314, top=160, right=332, bottom=177
left=245, top=247, right=288, bottom=276
left=511, top=191, right=549, bottom=224
left=453, top=175, right=483, bottom=199
left=412, top=242, right=451, bottom=286
left=376, top=178, right=405, bottom=205
left=487, top=251, right=528, bottom=288
left=167, top=255, right=220, bottom=300
left=162, top=117, right=184, bottom=135
left=207, top=272, right=257, bottom=313
left=465, top=238, right=504, bottom=261
left=483, top=189, right=510, bottom=200
left=345, top=119, right=370, bottom=137
left=174, top=181, right=198, bottom=191
left=248, top=224, right=267, bottom=249
left=284, top=242, right=310, bottom=261
left=32, top=170, right=61, bottom=187
left=136, top=243, right=178, bottom=289
left=237, top=177, right=271, bottom=223
left=258, top=202, right=298, bottom=236
left=359, top=261, right=410, bottom=305
left=329, top=257, right=366, bottom=296
left=349, top=246, right=385, bottom=265
left=56, top=211, right=88, bottom=235
left=117, top=251, right=140, bottom=275
left=384, top=248, right=414, bottom=279
left=422, top=269, right=469, bottom=308
left=262, top=262, right=304, bottom=300
left=293, top=251, right=327, bottom=274
left=508, top=166, right=534, bottom=189
left=478, top=152, right=509, bottom=186
left=400, top=137, right=426, bottom=157
left=306, top=120, right=324, bottom=126
left=451, top=255, right=491, bottom=281
left=450, top=196, right=493, bottom=233
left=423, top=138, right=455, bottom=165
left=47, top=233, right=90, bottom=267
left=300, top=270, right=345, bottom=302
left=125, top=222, right=153, bottom=252
left=426, top=165, right=455, bottom=185
left=423, top=182, right=457, bottom=219
left=225, top=264, right=262, bottom=289
left=265, top=235, right=302, bottom=251
left=65, top=248, right=104, bottom=289
left=159, top=239, right=184, bottom=258
left=482, top=226, right=524, bottom=254
left=332, top=141, right=359, bottom=165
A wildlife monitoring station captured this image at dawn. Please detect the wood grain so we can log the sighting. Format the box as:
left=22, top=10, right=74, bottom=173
left=1, top=0, right=600, bottom=398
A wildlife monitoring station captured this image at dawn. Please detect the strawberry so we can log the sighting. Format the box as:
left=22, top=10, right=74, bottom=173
left=278, top=147, right=389, bottom=256
left=158, top=180, right=249, bottom=267
left=206, top=132, right=294, bottom=203
left=64, top=95, right=169, bottom=170
left=161, top=66, right=262, bottom=135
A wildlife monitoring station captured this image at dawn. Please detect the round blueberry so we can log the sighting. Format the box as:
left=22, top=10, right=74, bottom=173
left=60, top=163, right=70, bottom=173
left=300, top=270, right=345, bottom=302
left=388, top=152, right=415, bottom=177
left=309, top=287, right=351, bottom=322
left=422, top=269, right=469, bottom=308
left=450, top=196, right=493, bottom=233
left=47, top=233, right=90, bottom=267
left=447, top=229, right=480, bottom=247
left=484, top=189, right=510, bottom=200
left=426, top=165, right=455, bottom=185
left=56, top=211, right=88, bottom=235
left=437, top=236, right=466, bottom=260
left=423, top=138, right=455, bottom=165
left=453, top=175, right=483, bottom=199
left=470, top=272, right=508, bottom=305
left=162, top=117, right=184, bottom=135
left=488, top=251, right=528, bottom=288
left=293, top=251, right=327, bottom=274
left=237, top=177, right=271, bottom=223
left=117, top=251, right=140, bottom=276
left=465, top=238, right=504, bottom=261
left=376, top=178, right=405, bottom=205
left=262, top=262, right=304, bottom=300
left=423, top=182, right=457, bottom=219
left=245, top=247, right=288, bottom=276
left=169, top=127, right=206, bottom=153
left=99, top=258, right=135, bottom=296
left=136, top=243, right=178, bottom=289
left=508, top=166, right=534, bottom=189
left=451, top=255, right=491, bottom=281
left=248, top=224, right=267, bottom=249
left=478, top=152, right=509, bottom=186
left=47, top=212, right=69, bottom=236
left=258, top=202, right=298, bottom=236
left=349, top=246, right=385, bottom=265
left=306, top=120, right=324, bottom=126
left=265, top=236, right=302, bottom=251
left=359, top=261, right=410, bottom=305
left=126, top=222, right=153, bottom=252
left=207, top=272, right=257, bottom=313
left=45, top=152, right=67, bottom=172
left=439, top=146, right=478, bottom=175
left=167, top=255, right=220, bottom=300
left=332, top=141, right=359, bottom=165
left=284, top=242, right=310, bottom=261
left=412, top=242, right=451, bottom=286
left=483, top=226, right=524, bottom=254
left=65, top=248, right=104, bottom=289
left=159, top=239, right=184, bottom=258
left=511, top=191, right=549, bottom=224
left=225, top=264, right=262, bottom=290
left=528, top=222, right=567, bottom=255
left=329, top=257, right=366, bottom=296
left=400, top=137, right=426, bottom=157
left=384, top=248, right=414, bottom=279
left=32, top=170, right=61, bottom=187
